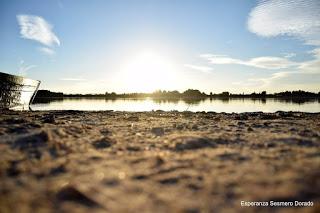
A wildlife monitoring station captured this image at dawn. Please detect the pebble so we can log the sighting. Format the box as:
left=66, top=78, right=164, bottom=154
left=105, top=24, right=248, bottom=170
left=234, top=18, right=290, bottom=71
left=127, top=116, right=139, bottom=122
left=43, top=114, right=55, bottom=123
left=56, top=186, right=100, bottom=207
left=151, top=127, right=165, bottom=136
left=92, top=137, right=116, bottom=149
left=172, top=136, right=217, bottom=151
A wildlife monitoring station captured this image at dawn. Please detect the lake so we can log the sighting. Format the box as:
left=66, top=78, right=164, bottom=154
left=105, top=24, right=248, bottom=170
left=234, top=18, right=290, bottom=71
left=30, top=97, right=320, bottom=112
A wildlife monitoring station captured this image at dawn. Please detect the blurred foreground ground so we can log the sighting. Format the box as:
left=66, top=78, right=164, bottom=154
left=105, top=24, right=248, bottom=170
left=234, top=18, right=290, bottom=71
left=0, top=110, right=319, bottom=212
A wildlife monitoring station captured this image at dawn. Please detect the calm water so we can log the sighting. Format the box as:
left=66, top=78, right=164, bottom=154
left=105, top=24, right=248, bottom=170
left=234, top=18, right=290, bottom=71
left=30, top=98, right=320, bottom=112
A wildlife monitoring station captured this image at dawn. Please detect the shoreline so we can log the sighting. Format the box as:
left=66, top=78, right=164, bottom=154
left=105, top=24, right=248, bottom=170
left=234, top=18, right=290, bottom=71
left=1, top=110, right=319, bottom=212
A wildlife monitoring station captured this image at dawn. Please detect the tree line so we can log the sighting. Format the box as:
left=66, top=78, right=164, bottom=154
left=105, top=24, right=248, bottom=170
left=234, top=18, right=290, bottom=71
left=35, top=89, right=320, bottom=99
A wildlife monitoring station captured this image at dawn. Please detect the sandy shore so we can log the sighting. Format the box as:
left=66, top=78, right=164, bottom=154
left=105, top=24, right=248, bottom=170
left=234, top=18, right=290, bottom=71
left=0, top=110, right=319, bottom=212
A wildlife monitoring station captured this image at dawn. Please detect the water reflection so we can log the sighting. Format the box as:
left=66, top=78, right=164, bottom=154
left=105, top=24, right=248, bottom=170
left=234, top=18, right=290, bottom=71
left=31, top=97, right=320, bottom=112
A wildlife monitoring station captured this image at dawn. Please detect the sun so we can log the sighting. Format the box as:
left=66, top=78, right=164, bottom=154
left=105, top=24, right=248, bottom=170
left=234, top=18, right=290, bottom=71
left=120, top=50, right=178, bottom=92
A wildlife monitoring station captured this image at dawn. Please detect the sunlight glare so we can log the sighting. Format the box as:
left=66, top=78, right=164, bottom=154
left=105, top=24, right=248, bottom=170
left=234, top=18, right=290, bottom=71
left=121, top=50, right=178, bottom=92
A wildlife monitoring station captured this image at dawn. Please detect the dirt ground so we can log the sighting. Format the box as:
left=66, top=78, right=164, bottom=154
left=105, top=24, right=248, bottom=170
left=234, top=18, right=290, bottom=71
left=0, top=110, right=319, bottom=213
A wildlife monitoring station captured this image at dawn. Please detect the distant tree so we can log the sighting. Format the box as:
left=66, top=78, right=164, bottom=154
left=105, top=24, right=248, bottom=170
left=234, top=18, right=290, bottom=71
left=221, top=92, right=229, bottom=97
left=183, top=89, right=205, bottom=97
left=36, top=90, right=63, bottom=98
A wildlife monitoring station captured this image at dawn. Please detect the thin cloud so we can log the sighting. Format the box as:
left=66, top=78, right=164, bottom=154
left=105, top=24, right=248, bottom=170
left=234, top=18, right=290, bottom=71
left=201, top=54, right=298, bottom=70
left=298, top=48, right=320, bottom=73
left=247, top=57, right=298, bottom=69
left=283, top=53, right=296, bottom=58
left=242, top=0, right=320, bottom=90
left=38, top=47, right=55, bottom=55
left=18, top=61, right=37, bottom=76
left=199, top=54, right=227, bottom=58
left=210, top=0, right=320, bottom=90
left=251, top=71, right=295, bottom=85
left=184, top=64, right=213, bottom=73
left=17, top=14, right=60, bottom=47
left=248, top=0, right=320, bottom=45
left=234, top=49, right=320, bottom=88
left=232, top=71, right=299, bottom=89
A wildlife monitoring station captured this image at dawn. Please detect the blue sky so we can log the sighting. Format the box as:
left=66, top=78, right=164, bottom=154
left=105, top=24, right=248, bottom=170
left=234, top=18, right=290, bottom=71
left=0, top=0, right=319, bottom=93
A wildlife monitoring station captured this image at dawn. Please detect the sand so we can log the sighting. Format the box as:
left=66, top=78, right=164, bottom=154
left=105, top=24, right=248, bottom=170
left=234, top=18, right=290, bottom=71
left=0, top=110, right=319, bottom=213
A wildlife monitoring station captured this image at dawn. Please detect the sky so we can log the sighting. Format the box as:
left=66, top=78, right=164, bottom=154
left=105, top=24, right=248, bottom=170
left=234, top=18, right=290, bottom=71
left=0, top=0, right=319, bottom=94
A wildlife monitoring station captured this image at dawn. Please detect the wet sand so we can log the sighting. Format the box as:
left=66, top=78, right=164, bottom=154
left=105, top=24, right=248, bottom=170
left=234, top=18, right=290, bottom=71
left=0, top=110, right=319, bottom=212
